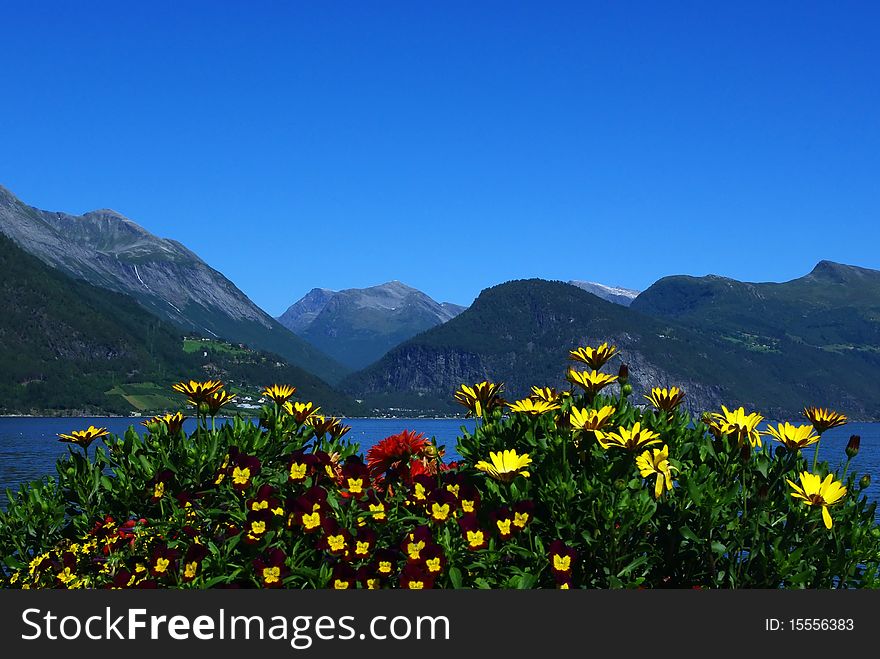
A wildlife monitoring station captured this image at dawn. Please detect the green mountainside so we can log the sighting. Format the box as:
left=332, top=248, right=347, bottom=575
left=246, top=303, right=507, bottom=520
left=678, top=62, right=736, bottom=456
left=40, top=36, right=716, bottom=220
left=0, top=232, right=354, bottom=415
left=0, top=184, right=348, bottom=384
left=630, top=261, right=880, bottom=354
left=344, top=278, right=880, bottom=419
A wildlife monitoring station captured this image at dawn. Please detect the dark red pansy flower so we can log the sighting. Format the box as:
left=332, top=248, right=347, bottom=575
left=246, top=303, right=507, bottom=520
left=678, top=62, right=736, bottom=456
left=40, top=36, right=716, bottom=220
left=320, top=519, right=350, bottom=556
left=441, top=473, right=467, bottom=499
left=512, top=500, right=535, bottom=530
left=356, top=566, right=383, bottom=590
left=399, top=563, right=434, bottom=590
left=286, top=450, right=315, bottom=484
left=457, top=484, right=481, bottom=514
left=352, top=528, right=377, bottom=559
left=182, top=544, right=209, bottom=582
left=418, top=545, right=446, bottom=576
left=548, top=540, right=577, bottom=580
left=150, top=469, right=175, bottom=503
left=361, top=491, right=388, bottom=523
left=149, top=545, right=180, bottom=578
left=253, top=548, right=288, bottom=588
left=227, top=447, right=261, bottom=492
left=110, top=569, right=135, bottom=589
left=409, top=474, right=436, bottom=505
left=490, top=507, right=515, bottom=540
left=341, top=458, right=371, bottom=497
left=458, top=514, right=489, bottom=550
left=373, top=549, right=400, bottom=578
left=243, top=509, right=274, bottom=544
left=401, top=526, right=434, bottom=561
left=247, top=484, right=283, bottom=516
left=331, top=563, right=357, bottom=590
left=426, top=490, right=457, bottom=525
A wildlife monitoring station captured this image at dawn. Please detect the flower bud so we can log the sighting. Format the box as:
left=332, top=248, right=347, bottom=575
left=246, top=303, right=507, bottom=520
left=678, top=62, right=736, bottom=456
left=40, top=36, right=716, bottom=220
left=614, top=478, right=627, bottom=492
left=846, top=435, right=860, bottom=459
left=859, top=474, right=871, bottom=490
left=617, top=363, right=629, bottom=384
left=740, top=445, right=752, bottom=462
left=621, top=383, right=633, bottom=397
left=774, top=445, right=787, bottom=460
left=757, top=484, right=769, bottom=501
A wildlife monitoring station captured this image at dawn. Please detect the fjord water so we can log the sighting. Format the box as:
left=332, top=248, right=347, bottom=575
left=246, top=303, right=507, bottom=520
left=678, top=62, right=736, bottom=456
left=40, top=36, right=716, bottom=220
left=0, top=417, right=475, bottom=496
left=1, top=418, right=877, bottom=516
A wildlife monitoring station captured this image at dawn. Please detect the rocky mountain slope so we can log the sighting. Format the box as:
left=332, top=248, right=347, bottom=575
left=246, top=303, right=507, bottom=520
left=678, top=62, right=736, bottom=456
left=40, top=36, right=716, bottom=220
left=569, top=280, right=640, bottom=306
left=0, top=185, right=346, bottom=383
left=278, top=281, right=467, bottom=370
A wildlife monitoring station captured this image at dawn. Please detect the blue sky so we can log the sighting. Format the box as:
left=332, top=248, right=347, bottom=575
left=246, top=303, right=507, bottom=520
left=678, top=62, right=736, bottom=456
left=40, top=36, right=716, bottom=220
left=2, top=1, right=878, bottom=313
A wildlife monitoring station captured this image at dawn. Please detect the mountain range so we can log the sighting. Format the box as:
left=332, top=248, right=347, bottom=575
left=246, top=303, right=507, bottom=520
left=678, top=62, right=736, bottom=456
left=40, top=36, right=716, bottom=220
left=277, top=282, right=466, bottom=370
left=0, top=229, right=352, bottom=415
left=0, top=185, right=346, bottom=384
left=344, top=275, right=880, bottom=419
left=2, top=183, right=879, bottom=420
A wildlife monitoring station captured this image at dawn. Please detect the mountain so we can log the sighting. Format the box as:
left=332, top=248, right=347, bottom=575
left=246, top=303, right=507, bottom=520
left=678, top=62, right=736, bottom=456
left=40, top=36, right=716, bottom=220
left=0, top=229, right=185, bottom=414
left=0, top=185, right=347, bottom=384
left=568, top=280, right=640, bottom=306
left=277, top=281, right=467, bottom=370
left=344, top=278, right=880, bottom=419
left=0, top=229, right=355, bottom=415
left=630, top=261, right=880, bottom=352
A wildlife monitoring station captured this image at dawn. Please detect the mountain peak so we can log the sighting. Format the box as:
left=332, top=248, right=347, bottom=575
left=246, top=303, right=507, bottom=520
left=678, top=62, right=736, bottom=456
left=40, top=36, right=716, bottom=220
left=568, top=280, right=640, bottom=306
left=805, top=260, right=879, bottom=284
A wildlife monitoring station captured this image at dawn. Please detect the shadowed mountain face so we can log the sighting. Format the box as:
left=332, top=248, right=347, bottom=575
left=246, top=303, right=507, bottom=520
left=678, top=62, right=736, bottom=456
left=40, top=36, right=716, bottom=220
left=630, top=261, right=880, bottom=352
left=278, top=281, right=467, bottom=370
left=344, top=278, right=880, bottom=420
left=0, top=185, right=346, bottom=383
left=568, top=280, right=640, bottom=306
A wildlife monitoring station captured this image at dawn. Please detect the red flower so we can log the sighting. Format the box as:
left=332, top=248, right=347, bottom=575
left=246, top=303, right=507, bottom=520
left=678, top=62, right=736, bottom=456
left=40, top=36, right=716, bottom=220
left=417, top=545, right=446, bottom=577
left=367, top=430, right=430, bottom=480
left=286, top=450, right=316, bottom=484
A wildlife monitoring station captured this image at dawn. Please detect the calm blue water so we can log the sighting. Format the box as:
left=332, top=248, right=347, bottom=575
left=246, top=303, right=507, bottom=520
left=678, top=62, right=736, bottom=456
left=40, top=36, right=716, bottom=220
left=0, top=417, right=475, bottom=495
left=0, top=418, right=877, bottom=514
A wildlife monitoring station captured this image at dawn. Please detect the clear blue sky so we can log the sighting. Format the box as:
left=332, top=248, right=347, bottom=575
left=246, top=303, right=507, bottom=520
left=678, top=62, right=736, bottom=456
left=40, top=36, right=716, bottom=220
left=2, top=1, right=878, bottom=314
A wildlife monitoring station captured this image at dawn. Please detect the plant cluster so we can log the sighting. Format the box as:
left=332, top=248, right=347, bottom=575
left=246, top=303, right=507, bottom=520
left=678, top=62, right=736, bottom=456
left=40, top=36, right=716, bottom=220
left=2, top=345, right=878, bottom=589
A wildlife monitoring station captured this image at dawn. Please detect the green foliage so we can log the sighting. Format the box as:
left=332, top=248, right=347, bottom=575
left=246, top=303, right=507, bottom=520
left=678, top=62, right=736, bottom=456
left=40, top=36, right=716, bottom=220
left=1, top=372, right=878, bottom=589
